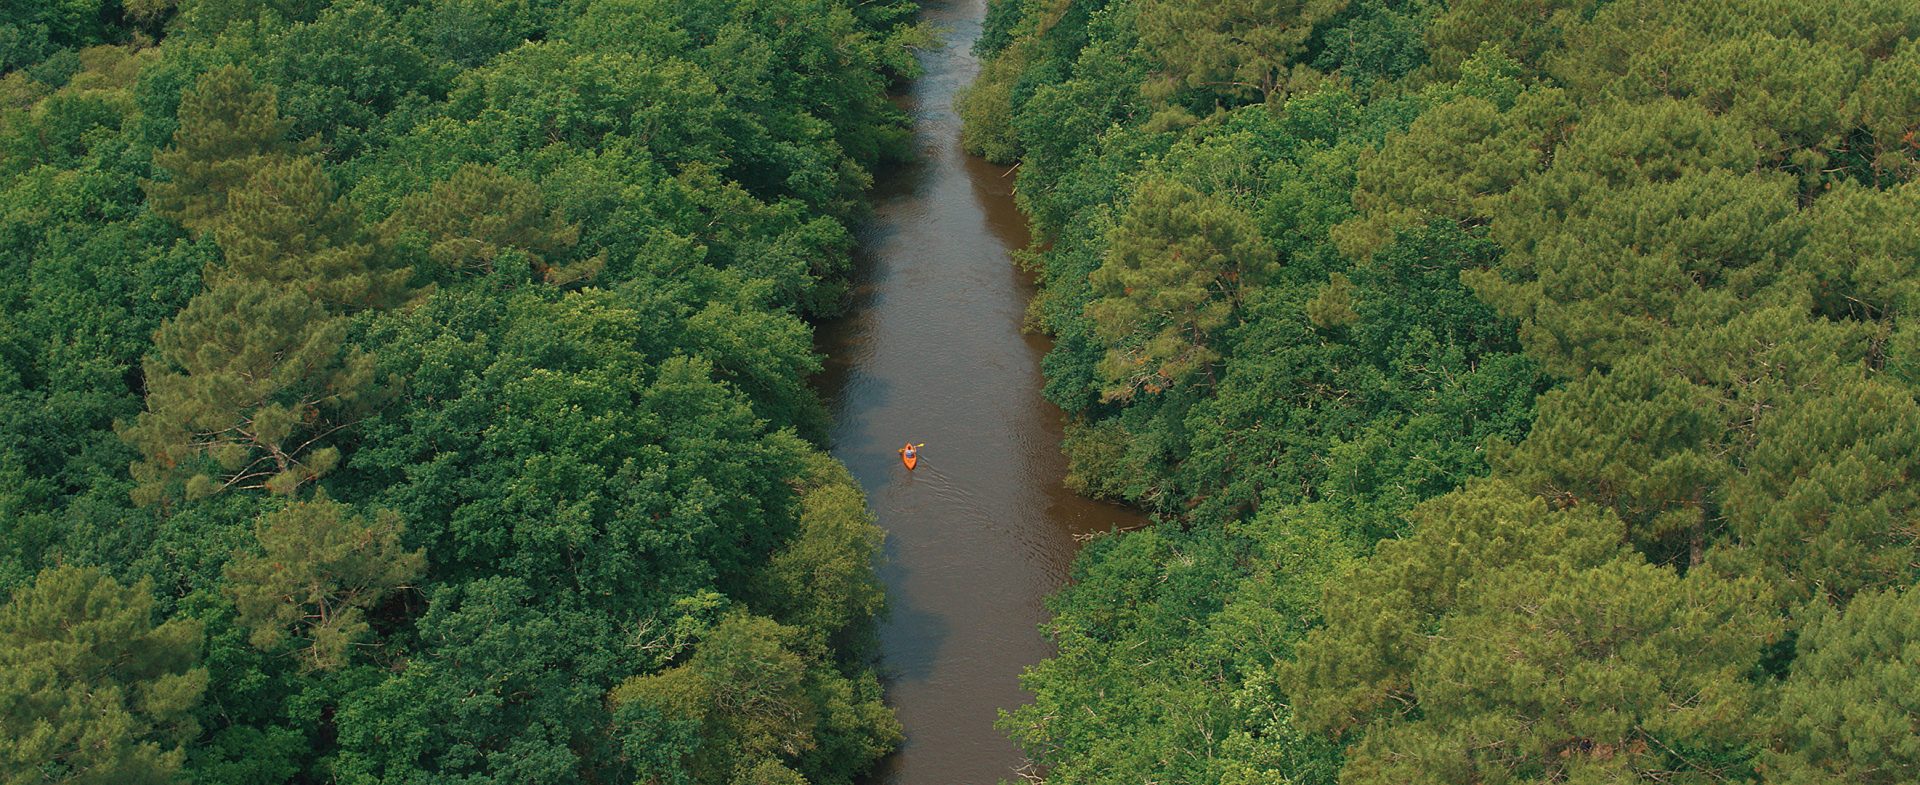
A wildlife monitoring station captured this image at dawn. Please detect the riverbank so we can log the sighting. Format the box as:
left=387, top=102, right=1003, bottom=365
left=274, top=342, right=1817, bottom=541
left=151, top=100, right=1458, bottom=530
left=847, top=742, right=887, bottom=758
left=815, top=1, right=1148, bottom=782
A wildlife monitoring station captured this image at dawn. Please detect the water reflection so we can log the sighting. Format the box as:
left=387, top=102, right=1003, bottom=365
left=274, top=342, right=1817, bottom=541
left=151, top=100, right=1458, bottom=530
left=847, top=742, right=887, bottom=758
left=813, top=1, right=1150, bottom=783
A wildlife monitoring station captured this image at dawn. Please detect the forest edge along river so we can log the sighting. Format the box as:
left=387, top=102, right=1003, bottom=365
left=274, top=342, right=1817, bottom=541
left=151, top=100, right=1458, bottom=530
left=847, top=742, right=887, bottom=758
left=813, top=1, right=1150, bottom=783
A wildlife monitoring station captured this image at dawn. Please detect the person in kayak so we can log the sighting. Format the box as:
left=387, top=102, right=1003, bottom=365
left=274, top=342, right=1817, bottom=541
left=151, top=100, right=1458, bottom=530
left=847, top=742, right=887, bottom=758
left=899, top=442, right=922, bottom=467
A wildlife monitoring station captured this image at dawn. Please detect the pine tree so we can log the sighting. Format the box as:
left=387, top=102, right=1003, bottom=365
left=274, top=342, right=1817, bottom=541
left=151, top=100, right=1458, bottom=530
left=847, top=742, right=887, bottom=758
left=224, top=495, right=425, bottom=671
left=1492, top=356, right=1721, bottom=564
left=1768, top=586, right=1920, bottom=784
left=1333, top=89, right=1564, bottom=260
left=1717, top=378, right=1920, bottom=606
left=1851, top=38, right=1920, bottom=179
left=1086, top=180, right=1273, bottom=401
left=146, top=65, right=291, bottom=236
left=1135, top=0, right=1349, bottom=101
left=1305, top=271, right=1359, bottom=329
left=124, top=279, right=375, bottom=502
left=379, top=163, right=595, bottom=285
left=0, top=566, right=206, bottom=785
left=215, top=155, right=410, bottom=310
left=1289, top=482, right=1776, bottom=785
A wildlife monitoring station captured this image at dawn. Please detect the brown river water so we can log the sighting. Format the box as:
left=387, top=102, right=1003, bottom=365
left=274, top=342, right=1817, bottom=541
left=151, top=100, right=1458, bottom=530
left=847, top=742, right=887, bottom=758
left=814, top=1, right=1150, bottom=783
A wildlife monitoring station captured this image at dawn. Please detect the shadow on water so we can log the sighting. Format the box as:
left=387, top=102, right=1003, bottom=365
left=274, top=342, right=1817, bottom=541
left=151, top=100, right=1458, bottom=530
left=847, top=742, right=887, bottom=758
left=812, top=1, right=1151, bottom=784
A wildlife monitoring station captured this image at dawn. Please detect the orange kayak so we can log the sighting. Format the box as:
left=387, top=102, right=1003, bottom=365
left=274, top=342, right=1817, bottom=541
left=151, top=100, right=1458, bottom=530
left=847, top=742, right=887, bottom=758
left=902, top=452, right=918, bottom=470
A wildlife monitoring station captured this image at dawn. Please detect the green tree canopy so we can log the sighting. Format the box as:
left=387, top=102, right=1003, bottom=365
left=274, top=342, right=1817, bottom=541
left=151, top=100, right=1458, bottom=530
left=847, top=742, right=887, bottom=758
left=1086, top=179, right=1274, bottom=401
left=1768, top=585, right=1920, bottom=784
left=968, top=0, right=1920, bottom=783
left=0, top=565, right=206, bottom=785
left=215, top=155, right=410, bottom=309
left=223, top=495, right=424, bottom=671
left=1135, top=0, right=1349, bottom=101
left=378, top=163, right=591, bottom=285
left=611, top=611, right=899, bottom=785
left=1290, top=482, right=1778, bottom=784
left=146, top=66, right=290, bottom=236
left=124, top=279, right=374, bottom=501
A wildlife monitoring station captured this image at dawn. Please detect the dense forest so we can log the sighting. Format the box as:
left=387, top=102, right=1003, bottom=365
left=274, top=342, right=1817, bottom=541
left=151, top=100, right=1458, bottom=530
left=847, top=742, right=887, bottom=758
left=963, top=0, right=1920, bottom=783
left=0, top=1, right=925, bottom=783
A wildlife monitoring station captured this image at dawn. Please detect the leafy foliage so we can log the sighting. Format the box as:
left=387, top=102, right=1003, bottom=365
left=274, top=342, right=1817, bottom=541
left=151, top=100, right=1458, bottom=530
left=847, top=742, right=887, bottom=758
left=611, top=611, right=899, bottom=785
left=0, top=1, right=917, bottom=782
left=969, top=0, right=1920, bottom=782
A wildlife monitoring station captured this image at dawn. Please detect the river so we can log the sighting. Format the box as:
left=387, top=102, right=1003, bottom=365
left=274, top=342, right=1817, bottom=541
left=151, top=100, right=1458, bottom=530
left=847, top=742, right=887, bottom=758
left=814, top=1, right=1150, bottom=783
